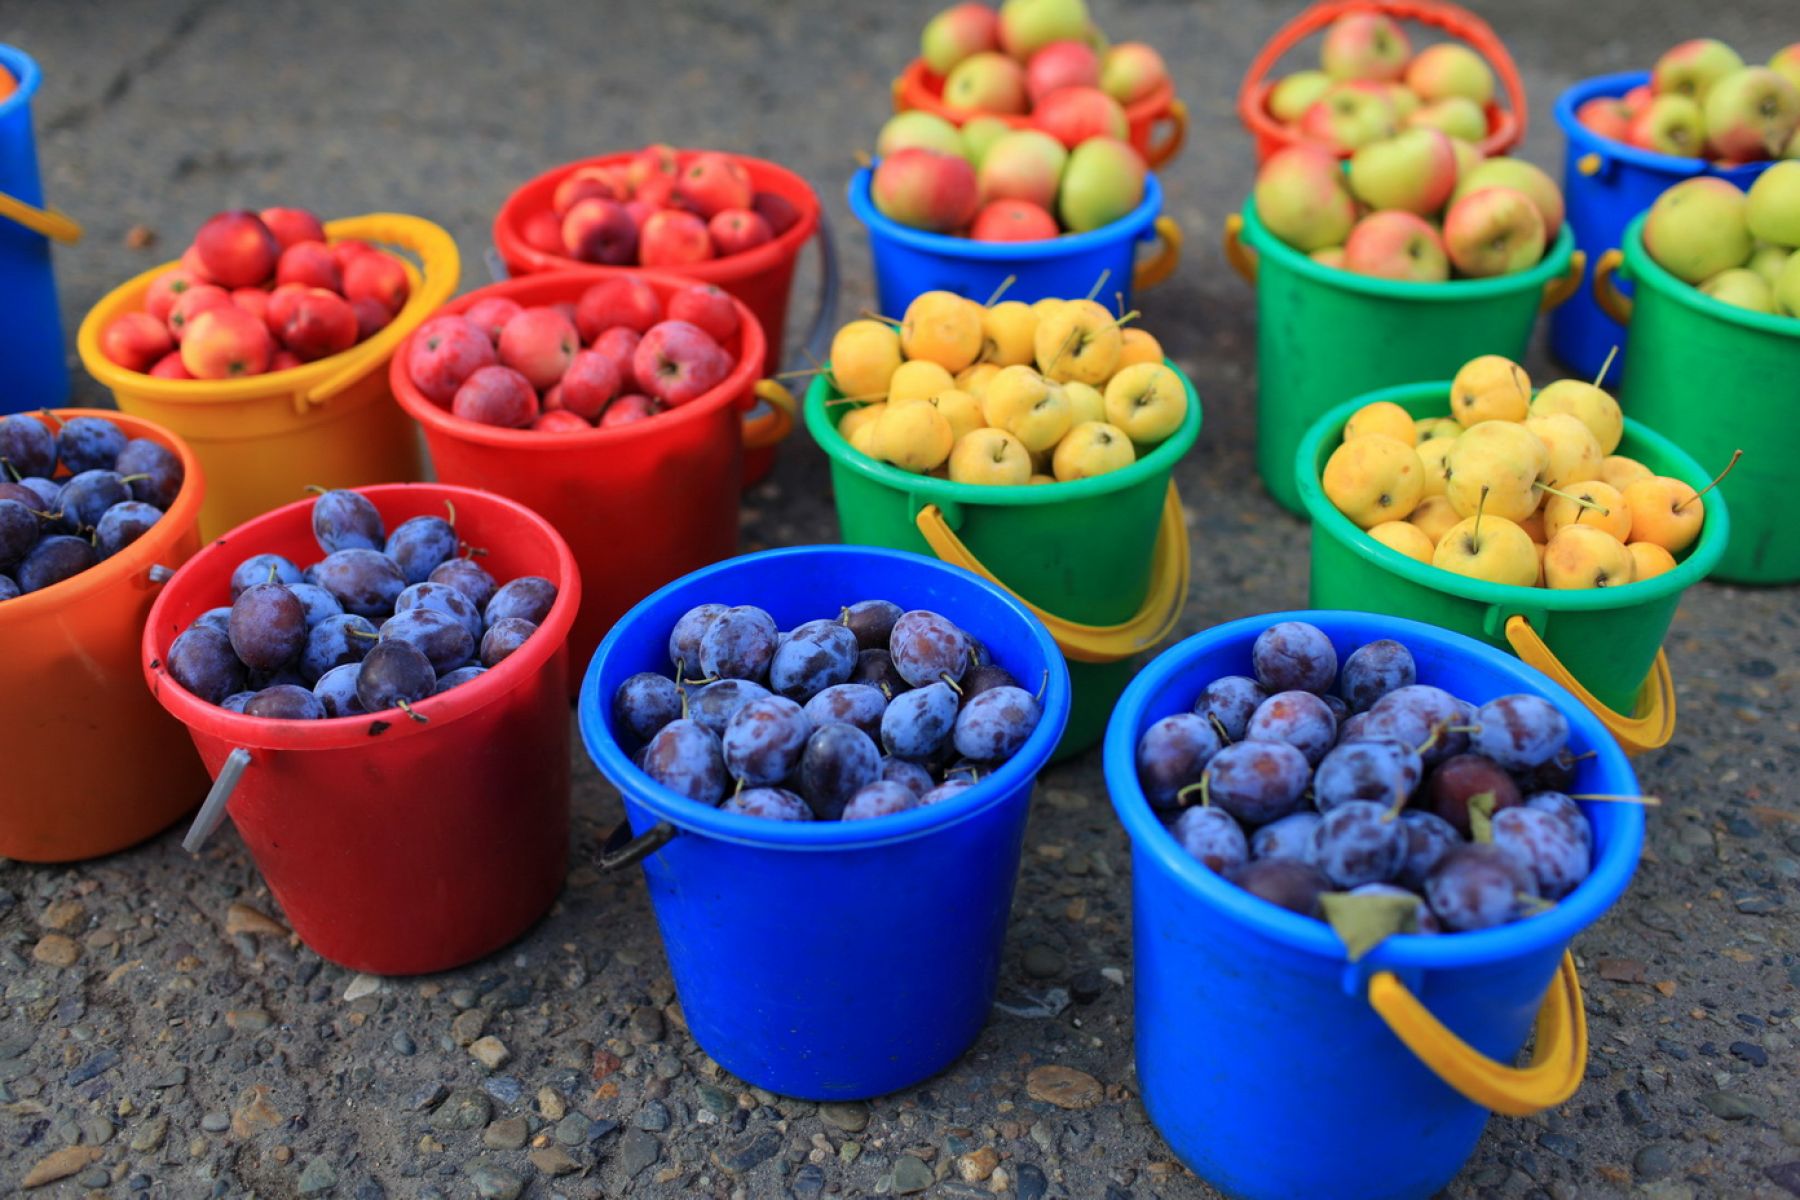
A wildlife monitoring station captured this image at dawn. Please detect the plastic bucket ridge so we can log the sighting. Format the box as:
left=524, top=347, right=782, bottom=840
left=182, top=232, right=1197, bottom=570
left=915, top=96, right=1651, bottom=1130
left=0, top=44, right=78, bottom=414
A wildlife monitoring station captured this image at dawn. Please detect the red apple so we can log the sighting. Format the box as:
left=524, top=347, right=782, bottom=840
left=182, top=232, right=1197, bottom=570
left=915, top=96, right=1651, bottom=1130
left=551, top=301, right=580, bottom=327
left=179, top=245, right=216, bottom=284
left=576, top=279, right=663, bottom=343
left=259, top=207, right=327, bottom=250
left=276, top=240, right=342, bottom=291
left=279, top=288, right=359, bottom=361
left=149, top=351, right=193, bottom=380
left=521, top=211, right=563, bottom=254
left=352, top=297, right=392, bottom=341
left=634, top=320, right=731, bottom=406
left=634, top=173, right=677, bottom=210
left=533, top=409, right=592, bottom=433
left=676, top=152, right=754, bottom=217
left=181, top=306, right=275, bottom=379
left=624, top=199, right=660, bottom=228
left=102, top=312, right=175, bottom=372
left=264, top=284, right=309, bottom=339
left=553, top=167, right=626, bottom=216
left=1577, top=97, right=1633, bottom=142
left=971, top=199, right=1060, bottom=241
left=871, top=148, right=979, bottom=233
left=667, top=284, right=740, bottom=342
left=145, top=268, right=200, bottom=324
left=167, top=285, right=232, bottom=342
left=1621, top=84, right=1653, bottom=113
left=194, top=211, right=280, bottom=288
left=497, top=307, right=579, bottom=390
left=752, top=191, right=802, bottom=237
left=556, top=350, right=622, bottom=421
left=599, top=393, right=664, bottom=427
left=464, top=296, right=523, bottom=345
left=408, top=315, right=497, bottom=404
left=561, top=197, right=639, bottom=265
left=1027, top=41, right=1101, bottom=105
left=627, top=144, right=680, bottom=192
left=708, top=208, right=773, bottom=256
left=640, top=210, right=714, bottom=267
left=591, top=327, right=643, bottom=389
left=328, top=239, right=376, bottom=271
left=343, top=252, right=410, bottom=315
left=1344, top=211, right=1450, bottom=282
left=1032, top=86, right=1129, bottom=148
left=270, top=349, right=304, bottom=372
left=230, top=287, right=270, bottom=324
left=451, top=365, right=538, bottom=428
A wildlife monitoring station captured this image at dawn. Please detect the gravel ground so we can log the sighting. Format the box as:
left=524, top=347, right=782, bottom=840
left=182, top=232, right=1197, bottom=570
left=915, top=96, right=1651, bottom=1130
left=3, top=1, right=1798, bottom=1197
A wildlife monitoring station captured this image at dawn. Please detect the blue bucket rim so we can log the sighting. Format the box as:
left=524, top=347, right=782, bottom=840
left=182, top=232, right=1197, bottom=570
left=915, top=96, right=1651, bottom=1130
left=1238, top=197, right=1577, bottom=303
left=1553, top=70, right=1777, bottom=183
left=848, top=165, right=1162, bottom=260
left=0, top=45, right=43, bottom=121
left=1103, top=610, right=1644, bottom=971
left=579, top=543, right=1073, bottom=851
left=1617, top=211, right=1800, bottom=341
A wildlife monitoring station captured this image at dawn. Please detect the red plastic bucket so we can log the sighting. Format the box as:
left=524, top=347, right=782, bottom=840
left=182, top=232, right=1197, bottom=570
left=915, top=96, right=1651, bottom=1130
left=142, top=483, right=580, bottom=975
left=390, top=269, right=785, bottom=680
left=1237, top=0, right=1526, bottom=163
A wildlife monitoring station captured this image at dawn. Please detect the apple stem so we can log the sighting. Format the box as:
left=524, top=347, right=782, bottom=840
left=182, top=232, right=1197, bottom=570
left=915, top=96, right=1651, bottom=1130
left=1042, top=327, right=1082, bottom=375
left=1102, top=310, right=1142, bottom=334
left=1573, top=750, right=1598, bottom=762
left=1591, top=345, right=1620, bottom=390
left=347, top=628, right=379, bottom=641
left=824, top=392, right=887, bottom=407
left=1534, top=480, right=1606, bottom=512
left=1115, top=290, right=1129, bottom=319
left=2, top=461, right=19, bottom=483
left=1474, top=485, right=1489, bottom=544
left=861, top=310, right=902, bottom=329
left=303, top=484, right=327, bottom=496
left=733, top=775, right=745, bottom=798
left=772, top=365, right=829, bottom=381
left=1676, top=448, right=1742, bottom=511
left=1567, top=793, right=1662, bottom=806
left=983, top=274, right=1018, bottom=307
left=397, top=699, right=429, bottom=725
left=1085, top=269, right=1112, bottom=303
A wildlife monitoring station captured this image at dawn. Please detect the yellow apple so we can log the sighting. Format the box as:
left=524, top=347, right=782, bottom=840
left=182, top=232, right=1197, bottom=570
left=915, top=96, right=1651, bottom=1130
left=838, top=402, right=885, bottom=445
left=1542, top=479, right=1630, bottom=542
left=1117, top=327, right=1165, bottom=369
left=949, top=427, right=1032, bottom=485
left=888, top=359, right=956, bottom=407
left=928, top=388, right=985, bottom=443
left=1598, top=454, right=1652, bottom=492
left=1627, top=541, right=1677, bottom=581
left=1033, top=298, right=1122, bottom=385
left=1102, top=362, right=1187, bottom=443
left=1446, top=420, right=1548, bottom=520
left=1323, top=436, right=1426, bottom=527
left=979, top=300, right=1037, bottom=366
left=1432, top=512, right=1537, bottom=585
left=1369, top=520, right=1435, bottom=563
left=1622, top=476, right=1704, bottom=552
left=848, top=411, right=885, bottom=459
left=1529, top=379, right=1623, bottom=454
left=1525, top=412, right=1602, bottom=489
left=1544, top=525, right=1635, bottom=588
left=1417, top=436, right=1453, bottom=498
left=981, top=365, right=1072, bottom=452
left=900, top=290, right=984, bottom=372
left=1408, top=494, right=1460, bottom=544
left=956, top=362, right=1002, bottom=398
left=830, top=319, right=903, bottom=398
left=1053, top=421, right=1137, bottom=481
left=1518, top=510, right=1546, bottom=545
left=1449, top=355, right=1531, bottom=427
left=876, top=402, right=954, bottom=472
left=1344, top=400, right=1416, bottom=445
left=1415, top=416, right=1461, bottom=442
left=1064, top=380, right=1106, bottom=424
left=1028, top=473, right=1057, bottom=485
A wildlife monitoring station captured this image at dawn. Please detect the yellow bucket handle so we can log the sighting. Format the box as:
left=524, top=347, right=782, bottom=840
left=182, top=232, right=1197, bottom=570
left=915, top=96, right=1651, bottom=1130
left=1592, top=248, right=1634, bottom=326
left=1134, top=217, right=1183, bottom=293
left=1143, top=98, right=1190, bottom=170
left=1540, top=249, right=1586, bottom=312
left=299, top=213, right=462, bottom=412
left=1369, top=951, right=1587, bottom=1118
left=914, top=481, right=1190, bottom=664
left=1222, top=213, right=1258, bottom=286
left=745, top=379, right=799, bottom=451
left=1503, top=615, right=1673, bottom=754
left=0, top=189, right=82, bottom=244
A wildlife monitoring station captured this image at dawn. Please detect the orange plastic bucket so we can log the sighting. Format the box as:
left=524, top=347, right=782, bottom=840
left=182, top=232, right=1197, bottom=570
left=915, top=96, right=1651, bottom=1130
left=1, top=408, right=207, bottom=863
left=142, top=484, right=579, bottom=975
left=1237, top=0, right=1526, bottom=163
left=390, top=268, right=790, bottom=679
left=892, top=58, right=1189, bottom=170
left=76, top=214, right=459, bottom=540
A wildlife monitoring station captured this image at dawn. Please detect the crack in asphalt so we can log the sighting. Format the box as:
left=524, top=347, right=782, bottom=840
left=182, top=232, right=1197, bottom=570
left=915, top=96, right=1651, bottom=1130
left=41, top=0, right=224, bottom=136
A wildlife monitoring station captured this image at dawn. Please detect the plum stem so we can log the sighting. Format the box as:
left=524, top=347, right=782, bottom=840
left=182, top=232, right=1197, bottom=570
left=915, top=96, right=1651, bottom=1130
left=1206, top=712, right=1232, bottom=745
left=1676, top=448, right=1742, bottom=511
left=940, top=673, right=963, bottom=695
left=397, top=699, right=429, bottom=724
left=1515, top=891, right=1556, bottom=914
left=1175, top=775, right=1211, bottom=808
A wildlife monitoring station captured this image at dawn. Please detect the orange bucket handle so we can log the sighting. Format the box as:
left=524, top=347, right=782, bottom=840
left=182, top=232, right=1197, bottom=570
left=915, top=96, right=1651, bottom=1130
left=1142, top=98, right=1190, bottom=170
left=1222, top=213, right=1259, bottom=286
left=1592, top=248, right=1634, bottom=326
left=745, top=380, right=799, bottom=451
left=1503, top=615, right=1674, bottom=754
left=1237, top=0, right=1527, bottom=158
left=0, top=189, right=82, bottom=244
left=1540, top=249, right=1586, bottom=312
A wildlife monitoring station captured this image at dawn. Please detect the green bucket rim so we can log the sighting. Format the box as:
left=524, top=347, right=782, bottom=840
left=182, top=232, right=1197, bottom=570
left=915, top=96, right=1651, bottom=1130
left=1239, top=196, right=1577, bottom=303
left=1618, top=211, right=1800, bottom=341
left=1294, top=381, right=1730, bottom=611
left=803, top=360, right=1203, bottom=507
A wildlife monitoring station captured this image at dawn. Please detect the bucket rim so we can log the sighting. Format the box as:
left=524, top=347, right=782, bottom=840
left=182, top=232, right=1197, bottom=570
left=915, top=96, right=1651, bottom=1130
left=1294, top=381, right=1731, bottom=609
left=1239, top=198, right=1576, bottom=302
left=388, top=267, right=766, bottom=449
left=803, top=358, right=1200, bottom=507
left=75, top=213, right=457, bottom=405
left=1553, top=71, right=1778, bottom=183
left=578, top=543, right=1073, bottom=852
left=1103, top=609, right=1645, bottom=970
left=1619, top=212, right=1800, bottom=341
left=0, top=44, right=43, bottom=119
left=0, top=408, right=205, bottom=620
left=493, top=148, right=821, bottom=280
left=142, top=482, right=582, bottom=751
left=849, top=166, right=1163, bottom=261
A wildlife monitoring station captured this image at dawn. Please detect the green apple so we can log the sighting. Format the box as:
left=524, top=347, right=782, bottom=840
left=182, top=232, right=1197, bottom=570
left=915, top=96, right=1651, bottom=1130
left=1642, top=177, right=1753, bottom=284
left=960, top=115, right=1013, bottom=169
left=1651, top=38, right=1744, bottom=101
left=1253, top=144, right=1357, bottom=252
left=1703, top=67, right=1800, bottom=161
left=1299, top=83, right=1397, bottom=151
left=1452, top=157, right=1564, bottom=234
left=1269, top=70, right=1332, bottom=123
left=1407, top=96, right=1487, bottom=143
left=877, top=112, right=968, bottom=161
left=1776, top=251, right=1800, bottom=316
left=1748, top=243, right=1792, bottom=285
left=1347, top=128, right=1458, bottom=215
left=1057, top=136, right=1145, bottom=232
left=1746, top=160, right=1800, bottom=248
left=1700, top=267, right=1775, bottom=312
left=1773, top=44, right=1800, bottom=94
left=997, top=0, right=1090, bottom=60
left=978, top=129, right=1068, bottom=211
left=1626, top=94, right=1705, bottom=157
left=1404, top=43, right=1495, bottom=106
left=1320, top=12, right=1411, bottom=83
left=943, top=51, right=1030, bottom=115
left=922, top=4, right=1001, bottom=76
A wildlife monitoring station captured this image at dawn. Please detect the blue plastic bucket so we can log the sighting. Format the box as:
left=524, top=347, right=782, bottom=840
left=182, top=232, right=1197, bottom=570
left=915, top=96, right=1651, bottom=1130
left=847, top=166, right=1179, bottom=318
left=579, top=544, right=1072, bottom=1100
left=0, top=45, right=69, bottom=414
left=1550, top=71, right=1773, bottom=381
left=1105, top=611, right=1643, bottom=1200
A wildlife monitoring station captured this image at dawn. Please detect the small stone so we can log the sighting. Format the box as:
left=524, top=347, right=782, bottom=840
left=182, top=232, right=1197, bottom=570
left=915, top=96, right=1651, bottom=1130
left=429, top=1089, right=491, bottom=1131
left=989, top=1165, right=1011, bottom=1193
left=76, top=1166, right=110, bottom=1188
left=549, top=1112, right=586, bottom=1146
left=39, top=899, right=85, bottom=931
left=1699, top=1090, right=1771, bottom=1121
left=528, top=1146, right=580, bottom=1177
left=342, top=974, right=383, bottom=1002
left=1022, top=943, right=1064, bottom=980
left=130, top=1116, right=168, bottom=1152
left=586, top=1118, right=620, bottom=1144
left=537, top=1087, right=566, bottom=1120
left=712, top=1129, right=781, bottom=1175
left=1731, top=1041, right=1769, bottom=1068
left=1026, top=1064, right=1102, bottom=1109
left=1069, top=970, right=1107, bottom=1005
left=792, top=1162, right=826, bottom=1199
left=64, top=1048, right=120, bottom=1086
left=958, top=1147, right=999, bottom=1182
left=468, top=1162, right=524, bottom=1200
left=452, top=1009, right=488, bottom=1046
left=1765, top=1163, right=1800, bottom=1197
left=821, top=1101, right=870, bottom=1132
left=390, top=1031, right=416, bottom=1056
left=628, top=1005, right=665, bottom=1044
left=697, top=1083, right=733, bottom=1116
left=21, top=1145, right=103, bottom=1188
left=298, top=1157, right=337, bottom=1195
left=200, top=1112, right=230, bottom=1133
left=481, top=1075, right=522, bottom=1106
left=893, top=1155, right=934, bottom=1194
left=483, top=1116, right=528, bottom=1151
left=225, top=903, right=288, bottom=937
left=1538, top=1131, right=1579, bottom=1160
left=31, top=934, right=79, bottom=967
left=407, top=1082, right=448, bottom=1112
left=1015, top=1162, right=1048, bottom=1200
left=232, top=1084, right=283, bottom=1137
left=618, top=1129, right=660, bottom=1179
left=1634, top=1144, right=1675, bottom=1181
left=1735, top=894, right=1783, bottom=915
left=635, top=1101, right=670, bottom=1132
left=227, top=1009, right=273, bottom=1034
left=469, top=1036, right=510, bottom=1070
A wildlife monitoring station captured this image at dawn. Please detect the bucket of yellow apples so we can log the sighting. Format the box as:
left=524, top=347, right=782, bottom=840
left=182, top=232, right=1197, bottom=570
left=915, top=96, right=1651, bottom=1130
left=1294, top=353, right=1731, bottom=754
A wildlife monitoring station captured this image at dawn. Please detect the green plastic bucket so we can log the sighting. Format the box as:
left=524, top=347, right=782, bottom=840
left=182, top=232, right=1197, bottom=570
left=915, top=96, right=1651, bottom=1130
left=1228, top=199, right=1583, bottom=515
left=1594, top=213, right=1797, bottom=585
left=804, top=368, right=1202, bottom=761
left=1296, top=383, right=1728, bottom=754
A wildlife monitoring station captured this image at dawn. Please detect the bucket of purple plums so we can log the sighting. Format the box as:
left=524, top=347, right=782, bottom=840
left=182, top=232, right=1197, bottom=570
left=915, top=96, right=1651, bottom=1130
left=1105, top=611, right=1644, bottom=1199
left=579, top=543, right=1071, bottom=1100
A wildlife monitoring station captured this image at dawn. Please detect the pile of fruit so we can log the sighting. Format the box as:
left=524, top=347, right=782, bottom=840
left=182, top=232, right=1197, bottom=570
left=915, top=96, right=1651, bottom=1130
left=826, top=289, right=1185, bottom=484
left=1254, top=135, right=1564, bottom=281
left=516, top=145, right=803, bottom=267
left=919, top=1, right=1171, bottom=115
left=1321, top=354, right=1718, bottom=589
left=98, top=207, right=411, bottom=380
left=165, top=489, right=558, bottom=721
left=0, top=414, right=184, bottom=601
left=1639, top=165, right=1800, bottom=317
left=1576, top=39, right=1800, bottom=162
left=1136, top=621, right=1599, bottom=936
left=406, top=279, right=741, bottom=433
left=612, top=600, right=1043, bottom=821
left=1263, top=13, right=1503, bottom=154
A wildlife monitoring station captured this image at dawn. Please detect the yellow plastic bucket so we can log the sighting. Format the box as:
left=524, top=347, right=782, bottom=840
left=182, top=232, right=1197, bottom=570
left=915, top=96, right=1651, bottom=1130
left=76, top=213, right=459, bottom=538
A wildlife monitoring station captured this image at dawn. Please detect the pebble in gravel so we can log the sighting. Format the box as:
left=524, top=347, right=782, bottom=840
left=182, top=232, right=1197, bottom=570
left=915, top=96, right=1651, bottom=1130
left=636, top=1100, right=670, bottom=1132
left=1635, top=1144, right=1676, bottom=1181
left=617, top=1128, right=660, bottom=1178
left=821, top=1101, right=870, bottom=1132
left=298, top=1158, right=337, bottom=1195
left=1023, top=943, right=1065, bottom=979
left=1015, top=1161, right=1049, bottom=1200
left=892, top=1154, right=934, bottom=1194
left=468, top=1162, right=524, bottom=1200
left=429, top=1089, right=491, bottom=1131
left=482, top=1116, right=528, bottom=1151
left=712, top=1128, right=781, bottom=1174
